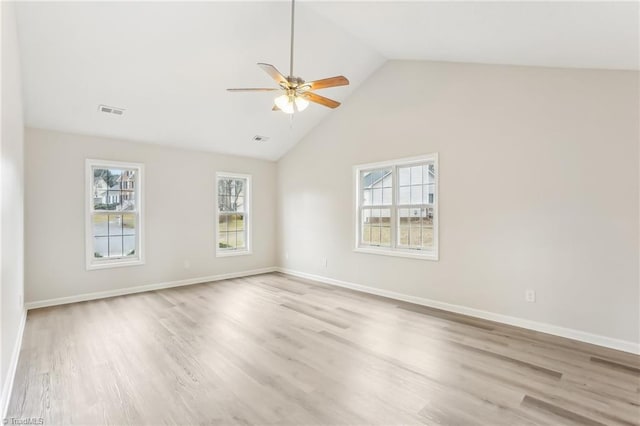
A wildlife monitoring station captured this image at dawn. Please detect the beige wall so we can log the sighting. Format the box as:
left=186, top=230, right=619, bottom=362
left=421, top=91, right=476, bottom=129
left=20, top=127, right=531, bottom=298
left=24, top=128, right=276, bottom=303
left=21, top=61, right=640, bottom=350
left=277, top=60, right=640, bottom=346
left=1, top=1, right=26, bottom=411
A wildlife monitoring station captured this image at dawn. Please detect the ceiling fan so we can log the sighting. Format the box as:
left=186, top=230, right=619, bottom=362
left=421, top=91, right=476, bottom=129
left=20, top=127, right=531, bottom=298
left=226, top=0, right=349, bottom=114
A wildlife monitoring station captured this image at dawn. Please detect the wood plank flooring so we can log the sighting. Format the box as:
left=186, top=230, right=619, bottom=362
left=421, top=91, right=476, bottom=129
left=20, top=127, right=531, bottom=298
left=6, top=272, right=640, bottom=425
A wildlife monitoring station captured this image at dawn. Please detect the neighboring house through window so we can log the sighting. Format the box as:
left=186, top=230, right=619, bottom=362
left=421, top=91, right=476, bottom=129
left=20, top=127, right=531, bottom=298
left=354, top=154, right=438, bottom=260
left=216, top=172, right=251, bottom=256
left=86, top=159, right=144, bottom=270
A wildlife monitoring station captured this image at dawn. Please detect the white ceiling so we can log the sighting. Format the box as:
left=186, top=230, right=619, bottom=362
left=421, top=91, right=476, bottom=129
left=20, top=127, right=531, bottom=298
left=308, top=1, right=640, bottom=70
left=15, top=1, right=639, bottom=160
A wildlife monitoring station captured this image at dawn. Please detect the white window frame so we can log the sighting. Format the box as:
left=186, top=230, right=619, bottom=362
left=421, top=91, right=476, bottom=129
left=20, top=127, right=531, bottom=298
left=216, top=172, right=252, bottom=257
left=85, top=159, right=145, bottom=270
left=353, top=153, right=439, bottom=261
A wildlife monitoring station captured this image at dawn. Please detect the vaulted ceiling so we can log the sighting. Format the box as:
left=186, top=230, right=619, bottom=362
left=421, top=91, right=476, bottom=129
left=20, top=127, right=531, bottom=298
left=15, top=1, right=639, bottom=160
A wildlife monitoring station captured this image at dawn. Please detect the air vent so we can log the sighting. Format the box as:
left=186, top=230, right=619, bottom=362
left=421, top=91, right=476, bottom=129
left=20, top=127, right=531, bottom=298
left=98, top=104, right=125, bottom=116
left=252, top=135, right=270, bottom=142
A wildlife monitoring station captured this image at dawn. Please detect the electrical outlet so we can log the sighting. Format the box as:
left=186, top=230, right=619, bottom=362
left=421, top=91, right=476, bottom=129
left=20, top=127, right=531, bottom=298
left=322, top=257, right=328, bottom=268
left=183, top=260, right=191, bottom=270
left=525, top=289, right=536, bottom=303
left=285, top=252, right=289, bottom=260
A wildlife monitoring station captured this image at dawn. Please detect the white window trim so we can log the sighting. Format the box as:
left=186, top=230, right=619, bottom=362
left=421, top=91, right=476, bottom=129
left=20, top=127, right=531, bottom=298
left=216, top=172, right=252, bottom=257
left=85, top=159, right=145, bottom=270
left=353, top=153, right=439, bottom=261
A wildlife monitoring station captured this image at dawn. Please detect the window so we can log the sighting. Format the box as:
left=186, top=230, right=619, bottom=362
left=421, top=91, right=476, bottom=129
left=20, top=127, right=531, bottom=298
left=354, top=154, right=438, bottom=260
left=86, top=159, right=144, bottom=270
left=216, top=172, right=251, bottom=256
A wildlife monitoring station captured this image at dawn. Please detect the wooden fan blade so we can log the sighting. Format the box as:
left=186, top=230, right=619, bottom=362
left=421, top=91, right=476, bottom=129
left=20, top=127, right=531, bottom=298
left=227, top=88, right=279, bottom=92
left=304, top=76, right=349, bottom=91
left=272, top=105, right=280, bottom=111
left=257, top=63, right=288, bottom=86
left=302, top=92, right=341, bottom=109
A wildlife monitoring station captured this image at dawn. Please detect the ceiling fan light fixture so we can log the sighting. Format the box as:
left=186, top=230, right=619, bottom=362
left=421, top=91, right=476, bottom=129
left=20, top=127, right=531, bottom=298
left=274, top=93, right=309, bottom=114
left=295, top=96, right=310, bottom=112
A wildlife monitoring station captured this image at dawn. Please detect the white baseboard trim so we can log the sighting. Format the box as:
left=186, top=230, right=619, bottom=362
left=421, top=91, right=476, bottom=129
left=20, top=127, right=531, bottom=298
left=1, top=309, right=27, bottom=419
left=277, top=267, right=640, bottom=355
left=25, top=267, right=277, bottom=310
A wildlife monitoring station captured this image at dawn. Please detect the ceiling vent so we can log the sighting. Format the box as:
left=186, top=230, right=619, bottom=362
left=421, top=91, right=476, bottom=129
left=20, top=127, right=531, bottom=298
left=252, top=135, right=270, bottom=142
left=98, top=104, right=125, bottom=116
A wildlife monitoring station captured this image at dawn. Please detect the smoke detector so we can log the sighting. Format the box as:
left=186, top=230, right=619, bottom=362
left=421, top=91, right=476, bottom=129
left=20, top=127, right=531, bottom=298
left=98, top=104, right=125, bottom=116
left=252, top=135, right=270, bottom=142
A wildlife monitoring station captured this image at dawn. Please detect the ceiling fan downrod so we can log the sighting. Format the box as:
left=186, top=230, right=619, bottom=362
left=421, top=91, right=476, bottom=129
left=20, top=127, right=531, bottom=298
left=289, top=0, right=295, bottom=79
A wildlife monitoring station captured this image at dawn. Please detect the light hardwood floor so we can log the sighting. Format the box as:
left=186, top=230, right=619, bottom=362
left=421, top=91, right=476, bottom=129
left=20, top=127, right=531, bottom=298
left=7, top=273, right=640, bottom=425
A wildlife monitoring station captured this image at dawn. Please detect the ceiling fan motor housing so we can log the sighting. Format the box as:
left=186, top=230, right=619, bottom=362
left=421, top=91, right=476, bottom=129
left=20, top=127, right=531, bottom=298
left=286, top=76, right=305, bottom=87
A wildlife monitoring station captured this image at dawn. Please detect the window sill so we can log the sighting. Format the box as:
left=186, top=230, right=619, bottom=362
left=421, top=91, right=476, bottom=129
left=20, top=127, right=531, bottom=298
left=87, top=258, right=145, bottom=271
left=353, top=247, right=438, bottom=261
left=216, top=250, right=252, bottom=258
